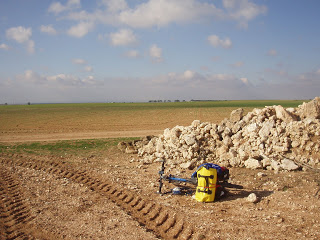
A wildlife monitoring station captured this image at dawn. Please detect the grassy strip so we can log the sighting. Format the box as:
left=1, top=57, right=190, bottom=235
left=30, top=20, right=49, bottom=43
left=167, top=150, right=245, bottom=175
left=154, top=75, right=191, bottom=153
left=0, top=138, right=138, bottom=156
left=0, top=99, right=308, bottom=111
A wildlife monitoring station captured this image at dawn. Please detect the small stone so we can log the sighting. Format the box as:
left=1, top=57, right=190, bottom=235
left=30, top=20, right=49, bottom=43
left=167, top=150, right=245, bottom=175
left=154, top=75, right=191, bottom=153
left=271, top=160, right=281, bottom=172
left=247, top=193, right=259, bottom=203
left=180, top=161, right=194, bottom=169
left=257, top=172, right=267, bottom=177
left=183, top=134, right=196, bottom=146
left=125, top=146, right=138, bottom=154
left=261, top=158, right=271, bottom=167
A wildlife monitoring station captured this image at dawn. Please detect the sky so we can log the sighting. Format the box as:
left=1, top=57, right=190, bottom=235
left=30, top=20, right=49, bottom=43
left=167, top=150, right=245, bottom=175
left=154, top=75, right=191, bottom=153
left=1, top=0, right=320, bottom=104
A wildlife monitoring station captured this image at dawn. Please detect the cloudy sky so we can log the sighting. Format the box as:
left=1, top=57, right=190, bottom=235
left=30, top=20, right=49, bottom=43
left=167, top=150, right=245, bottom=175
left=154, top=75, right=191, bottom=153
left=1, top=0, right=320, bottom=103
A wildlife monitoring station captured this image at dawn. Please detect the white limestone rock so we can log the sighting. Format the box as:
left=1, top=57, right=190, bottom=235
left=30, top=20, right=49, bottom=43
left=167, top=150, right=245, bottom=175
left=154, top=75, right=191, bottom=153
left=280, top=159, right=299, bottom=171
left=244, top=158, right=263, bottom=169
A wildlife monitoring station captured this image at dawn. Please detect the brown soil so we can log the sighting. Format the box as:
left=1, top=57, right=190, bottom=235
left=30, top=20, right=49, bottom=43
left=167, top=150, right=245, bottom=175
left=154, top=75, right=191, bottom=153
left=0, top=106, right=238, bottom=143
left=1, top=147, right=320, bottom=239
left=0, top=130, right=163, bottom=143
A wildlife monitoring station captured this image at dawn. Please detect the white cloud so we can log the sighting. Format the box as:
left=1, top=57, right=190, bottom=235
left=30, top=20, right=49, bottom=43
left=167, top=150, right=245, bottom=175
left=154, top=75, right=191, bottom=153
left=6, top=26, right=35, bottom=53
left=67, top=21, right=95, bottom=38
left=72, top=58, right=87, bottom=65
left=231, top=61, right=244, bottom=67
left=72, top=59, right=93, bottom=72
left=47, top=74, right=83, bottom=86
left=48, top=0, right=81, bottom=14
left=109, top=29, right=137, bottom=46
left=267, top=49, right=278, bottom=56
left=68, top=0, right=81, bottom=6
left=298, top=69, right=320, bottom=82
left=117, top=0, right=222, bottom=28
left=126, top=50, right=140, bottom=58
left=16, top=70, right=47, bottom=84
left=0, top=43, right=10, bottom=50
left=116, top=0, right=265, bottom=29
left=48, top=2, right=66, bottom=14
left=7, top=68, right=319, bottom=103
left=22, top=69, right=35, bottom=80
left=208, top=35, right=232, bottom=49
left=149, top=70, right=247, bottom=87
left=265, top=68, right=288, bottom=78
left=240, top=77, right=249, bottom=84
left=143, top=71, right=254, bottom=101
left=299, top=74, right=307, bottom=81
left=149, top=44, right=163, bottom=62
left=40, top=25, right=57, bottom=35
left=183, top=70, right=195, bottom=79
left=15, top=70, right=101, bottom=88
left=84, top=66, right=93, bottom=72
left=49, top=0, right=267, bottom=40
left=101, top=0, right=128, bottom=12
left=83, top=75, right=97, bottom=84
left=6, top=26, right=32, bottom=43
left=49, top=73, right=102, bottom=86
left=210, top=73, right=236, bottom=82
left=223, top=0, right=237, bottom=9
left=222, top=0, right=267, bottom=28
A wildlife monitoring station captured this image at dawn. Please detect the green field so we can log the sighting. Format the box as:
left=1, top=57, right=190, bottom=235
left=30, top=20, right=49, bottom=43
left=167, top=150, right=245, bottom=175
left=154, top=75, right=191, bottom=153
left=0, top=99, right=308, bottom=110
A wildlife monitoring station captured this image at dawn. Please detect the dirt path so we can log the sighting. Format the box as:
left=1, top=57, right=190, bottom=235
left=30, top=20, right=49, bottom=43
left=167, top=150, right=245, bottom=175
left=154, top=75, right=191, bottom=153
left=0, top=130, right=163, bottom=143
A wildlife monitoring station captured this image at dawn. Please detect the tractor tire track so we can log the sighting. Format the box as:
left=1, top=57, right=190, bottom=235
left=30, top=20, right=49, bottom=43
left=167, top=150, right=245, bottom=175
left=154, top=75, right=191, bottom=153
left=0, top=164, right=55, bottom=240
left=0, top=154, right=201, bottom=240
left=0, top=166, right=35, bottom=240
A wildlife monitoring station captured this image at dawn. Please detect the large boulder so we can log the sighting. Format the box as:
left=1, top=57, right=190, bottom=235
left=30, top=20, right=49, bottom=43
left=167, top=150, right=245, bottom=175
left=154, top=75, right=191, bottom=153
left=258, top=119, right=275, bottom=138
left=275, top=105, right=295, bottom=123
left=297, top=97, right=320, bottom=119
left=230, top=108, right=244, bottom=122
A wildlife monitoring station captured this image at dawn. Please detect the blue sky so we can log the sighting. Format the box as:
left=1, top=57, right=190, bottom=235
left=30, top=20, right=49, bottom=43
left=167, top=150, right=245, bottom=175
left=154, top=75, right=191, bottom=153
left=1, top=0, right=320, bottom=103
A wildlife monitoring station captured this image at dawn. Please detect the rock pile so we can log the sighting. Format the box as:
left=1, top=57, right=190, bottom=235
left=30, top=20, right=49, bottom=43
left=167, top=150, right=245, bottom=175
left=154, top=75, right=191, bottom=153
left=136, top=97, right=320, bottom=172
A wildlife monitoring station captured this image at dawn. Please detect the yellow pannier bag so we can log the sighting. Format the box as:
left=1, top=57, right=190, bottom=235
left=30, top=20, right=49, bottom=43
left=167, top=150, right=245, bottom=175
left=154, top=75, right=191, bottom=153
left=195, top=166, right=217, bottom=202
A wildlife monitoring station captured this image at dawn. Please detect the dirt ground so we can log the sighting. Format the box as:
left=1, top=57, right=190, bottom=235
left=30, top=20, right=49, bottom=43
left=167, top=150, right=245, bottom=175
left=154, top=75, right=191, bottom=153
left=1, top=144, right=320, bottom=239
left=0, top=105, right=239, bottom=143
left=0, top=130, right=164, bottom=142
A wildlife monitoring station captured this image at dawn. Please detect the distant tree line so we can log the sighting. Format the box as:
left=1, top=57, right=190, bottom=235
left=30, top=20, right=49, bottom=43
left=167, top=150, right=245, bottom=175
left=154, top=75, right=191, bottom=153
left=1, top=102, right=32, bottom=105
left=148, top=100, right=186, bottom=103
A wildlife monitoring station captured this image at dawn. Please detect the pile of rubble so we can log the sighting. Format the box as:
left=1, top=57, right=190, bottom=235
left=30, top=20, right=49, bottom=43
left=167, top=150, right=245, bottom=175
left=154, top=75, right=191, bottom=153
left=126, top=97, right=320, bottom=171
